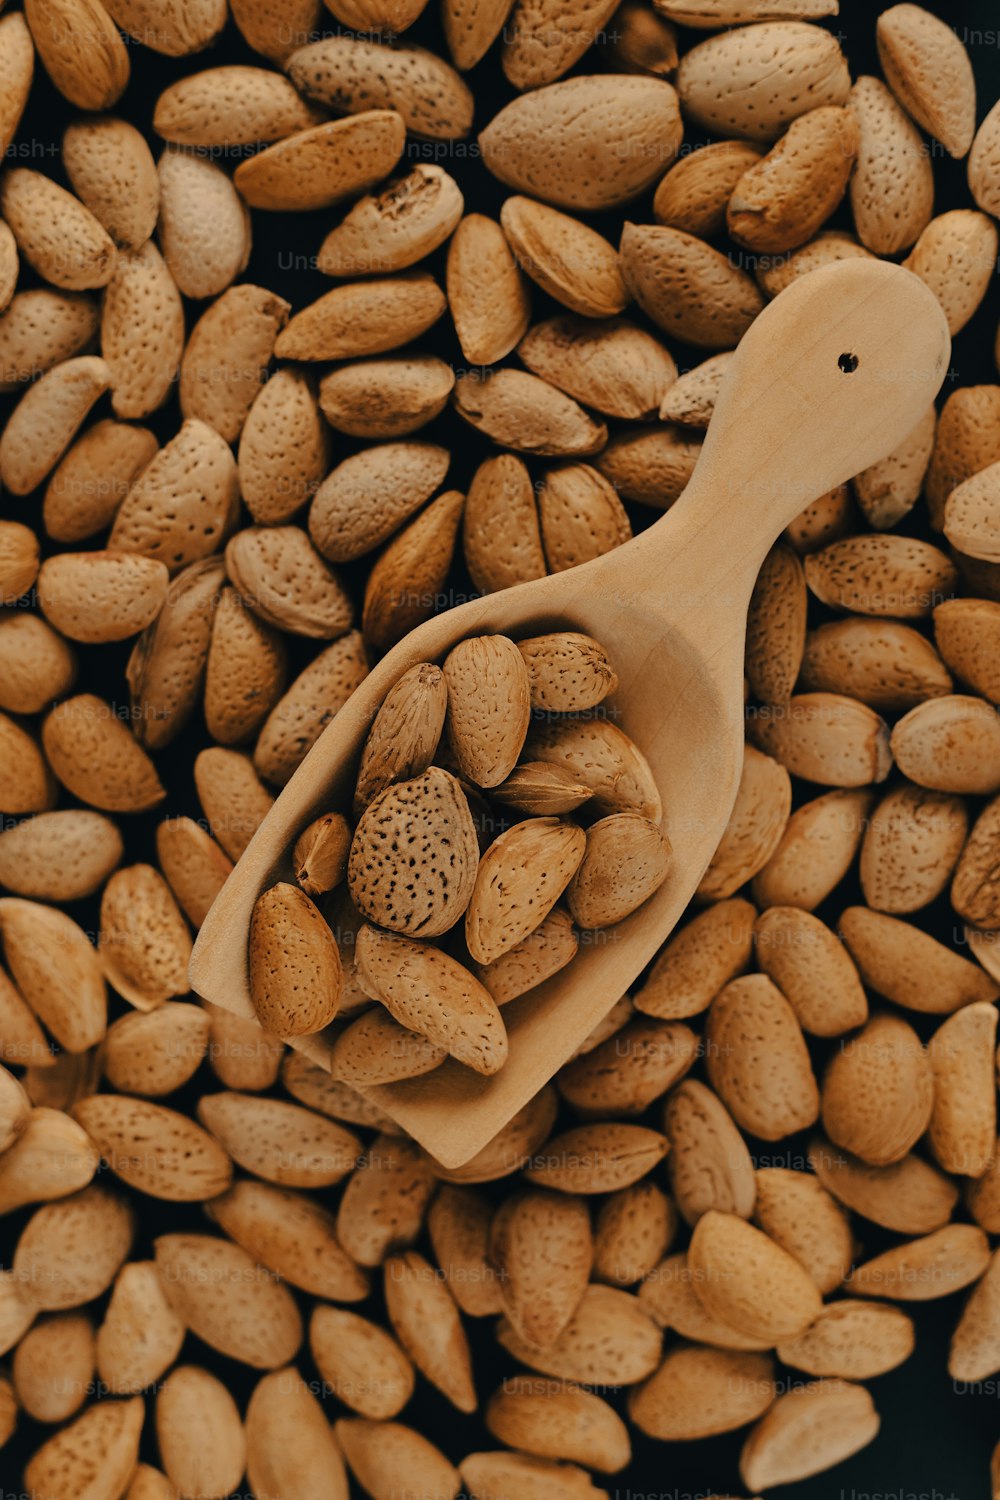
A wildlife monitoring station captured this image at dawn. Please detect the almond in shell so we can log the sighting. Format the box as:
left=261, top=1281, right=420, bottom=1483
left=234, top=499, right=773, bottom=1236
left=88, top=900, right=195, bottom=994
left=310, top=1305, right=413, bottom=1419
left=154, top=1232, right=302, bottom=1369
left=354, top=661, right=448, bottom=812
left=472, top=907, right=580, bottom=1004
left=755, top=906, right=867, bottom=1036
left=620, top=222, right=764, bottom=348
left=156, top=1365, right=246, bottom=1500
left=204, top=588, right=288, bottom=745
left=336, top=1419, right=460, bottom=1500
left=849, top=75, right=934, bottom=255
left=487, top=1374, right=630, bottom=1472
left=501, top=196, right=627, bottom=319
left=593, top=1181, right=675, bottom=1288
left=109, top=418, right=239, bottom=573
left=13, top=1310, right=96, bottom=1425
left=526, top=715, right=661, bottom=820
left=62, top=116, right=157, bottom=252
left=706, top=974, right=819, bottom=1141
left=37, top=551, right=168, bottom=645
left=727, top=104, right=859, bottom=253
left=904, top=209, right=997, bottom=335
left=635, top=898, right=755, bottom=1020
left=654, top=141, right=765, bottom=238
left=102, top=1002, right=210, bottom=1097
left=0, top=897, right=106, bottom=1053
left=850, top=1223, right=990, bottom=1302
left=156, top=817, right=233, bottom=929
left=362, top=487, right=465, bottom=654
left=309, top=442, right=449, bottom=561
left=800, top=617, right=951, bottom=712
left=688, top=1209, right=822, bottom=1342
left=557, top=1017, right=696, bottom=1118
left=103, top=0, right=227, bottom=54
left=739, top=1380, right=879, bottom=1491
left=101, top=241, right=185, bottom=421
left=464, top=453, right=547, bottom=593
left=287, top=36, right=473, bottom=141
left=752, top=787, right=873, bottom=910
left=384, top=1249, right=476, bottom=1412
left=238, top=368, right=331, bottom=526
left=157, top=146, right=251, bottom=300
left=567, top=814, right=671, bottom=929
left=853, top=405, right=936, bottom=530
left=518, top=316, right=676, bottom=422
left=320, top=355, right=454, bottom=440
left=877, top=2, right=975, bottom=158
left=663, top=1076, right=756, bottom=1226
left=254, top=630, right=370, bottom=786
left=777, top=1300, right=915, bottom=1380
left=336, top=1133, right=436, bottom=1267
left=466, top=818, right=585, bottom=964
left=448, top=212, right=531, bottom=366
left=15, top=1185, right=133, bottom=1311
left=696, top=743, right=791, bottom=901
left=208, top=1180, right=369, bottom=1303
left=752, top=1166, right=853, bottom=1294
left=809, top=1136, right=958, bottom=1236
left=839, top=905, right=998, bottom=1015
left=45, top=420, right=159, bottom=542
left=235, top=111, right=407, bottom=212
left=24, top=1396, right=144, bottom=1500
left=128, top=558, right=225, bottom=752
left=538, top=463, right=632, bottom=573
left=318, top=164, right=464, bottom=277
left=0, top=12, right=33, bottom=159
left=820, top=1012, right=933, bottom=1167
left=99, top=864, right=191, bottom=1009
left=154, top=64, right=324, bottom=147
left=180, top=283, right=290, bottom=443
left=453, top=369, right=607, bottom=457
left=0, top=355, right=111, bottom=497
left=444, top=633, right=531, bottom=787
left=427, top=1184, right=503, bottom=1317
left=523, top=1122, right=669, bottom=1194
left=0, top=167, right=117, bottom=290
left=249, top=881, right=342, bottom=1037
left=927, top=1001, right=998, bottom=1177
left=860, top=784, right=967, bottom=914
left=75, top=1094, right=231, bottom=1202
left=0, top=718, right=58, bottom=816
left=629, top=1344, right=775, bottom=1442
left=496, top=1283, right=662, bottom=1386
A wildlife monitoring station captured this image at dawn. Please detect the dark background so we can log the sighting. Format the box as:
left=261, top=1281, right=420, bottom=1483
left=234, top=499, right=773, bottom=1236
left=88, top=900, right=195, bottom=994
left=3, top=0, right=1000, bottom=1495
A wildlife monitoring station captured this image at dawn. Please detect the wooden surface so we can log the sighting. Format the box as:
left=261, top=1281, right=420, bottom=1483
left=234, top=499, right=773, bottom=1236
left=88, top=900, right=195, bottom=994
left=190, top=259, right=950, bottom=1167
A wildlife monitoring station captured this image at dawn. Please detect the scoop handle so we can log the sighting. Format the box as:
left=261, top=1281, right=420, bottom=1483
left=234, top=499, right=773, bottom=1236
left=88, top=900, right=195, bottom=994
left=662, top=259, right=950, bottom=574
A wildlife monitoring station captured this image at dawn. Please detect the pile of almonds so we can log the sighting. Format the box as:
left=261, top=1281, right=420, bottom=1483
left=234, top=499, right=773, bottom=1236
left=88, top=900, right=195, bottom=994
left=252, top=632, right=673, bottom=1081
left=4, top=0, right=1000, bottom=1495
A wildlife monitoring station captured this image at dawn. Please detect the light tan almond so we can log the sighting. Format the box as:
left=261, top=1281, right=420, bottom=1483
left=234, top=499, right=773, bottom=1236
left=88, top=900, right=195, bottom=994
left=331, top=1006, right=446, bottom=1087
left=103, top=0, right=227, bottom=54
left=849, top=75, right=934, bottom=255
left=821, top=1012, right=933, bottom=1167
left=238, top=368, right=331, bottom=526
left=156, top=816, right=232, bottom=929
left=384, top=1249, right=476, bottom=1412
left=13, top=1311, right=95, bottom=1424
left=45, top=420, right=158, bottom=543
left=756, top=229, right=874, bottom=299
left=110, top=418, right=239, bottom=573
left=157, top=146, right=250, bottom=299
left=860, top=784, right=967, bottom=914
left=443, top=0, right=514, bottom=69
left=538, top=462, right=631, bottom=572
left=462, top=1451, right=610, bottom=1499
left=0, top=793, right=121, bottom=896
left=904, top=208, right=997, bottom=335
left=970, top=96, right=1000, bottom=216
left=37, top=550, right=168, bottom=645
left=926, top=384, right=1000, bottom=530
left=208, top=1179, right=369, bottom=1302
left=891, top=694, right=1000, bottom=793
left=877, top=2, right=975, bottom=157
left=488, top=1374, right=629, bottom=1471
left=254, top=631, right=370, bottom=786
left=810, top=1136, right=958, bottom=1235
left=230, top=0, right=323, bottom=63
left=0, top=355, right=111, bottom=497
left=0, top=1108, right=99, bottom=1215
left=194, top=747, right=275, bottom=860
left=745, top=543, right=807, bottom=704
left=635, top=898, right=755, bottom=1020
left=320, top=355, right=454, bottom=440
left=496, top=1283, right=661, bottom=1386
left=472, top=907, right=580, bottom=1004
left=706, top=974, right=819, bottom=1141
left=310, top=441, right=449, bottom=561
left=526, top=715, right=661, bottom=820
left=155, top=64, right=324, bottom=146
left=697, top=743, right=791, bottom=901
left=945, top=458, right=1000, bottom=563
left=659, top=352, right=733, bottom=428
left=479, top=75, right=681, bottom=210
left=204, top=588, right=287, bottom=745
left=949, top=1248, right=1000, bottom=1382
left=852, top=404, right=936, bottom=530
left=663, top=1077, right=756, bottom=1225
left=180, top=282, right=289, bottom=442
left=101, top=244, right=184, bottom=424
left=62, top=116, right=157, bottom=251
left=688, top=1210, right=822, bottom=1341
left=557, top=1017, right=696, bottom=1118
left=755, top=906, right=867, bottom=1036
left=15, top=1185, right=133, bottom=1310
left=0, top=614, right=77, bottom=716
left=99, top=864, right=191, bottom=1009
left=491, top=765, right=593, bottom=817
left=0, top=11, right=33, bottom=158
left=288, top=36, right=473, bottom=140
left=75, top=1094, right=231, bottom=1202
left=620, top=222, right=764, bottom=348
left=103, top=1002, right=209, bottom=1097
left=567, top=813, right=670, bottom=929
left=630, top=1344, right=775, bottom=1442
left=739, top=1380, right=879, bottom=1491
left=453, top=368, right=607, bottom=456
left=777, top=1299, right=915, bottom=1379
left=502, top=0, right=618, bottom=87
left=157, top=1365, right=246, bottom=1500
left=466, top=818, right=585, bottom=964
left=0, top=1268, right=36, bottom=1355
left=655, top=140, right=764, bottom=238
left=336, top=1419, right=460, bottom=1500
left=839, top=905, right=998, bottom=1015
left=600, top=0, right=678, bottom=74
left=953, top=792, right=1000, bottom=928
left=638, top=1251, right=771, bottom=1351
left=427, top=1184, right=503, bottom=1317
left=0, top=518, right=40, bottom=600
left=204, top=999, right=285, bottom=1093
left=0, top=1062, right=29, bottom=1153
left=935, top=599, right=1000, bottom=703
left=0, top=717, right=56, bottom=817
left=127, top=557, right=225, bottom=751
left=727, top=104, right=858, bottom=253
left=748, top=692, right=892, bottom=786
left=0, top=167, right=117, bottom=289
left=318, top=164, right=464, bottom=277
left=523, top=1122, right=669, bottom=1194
left=337, top=1133, right=436, bottom=1266
left=154, top=1231, right=303, bottom=1368
left=677, top=20, right=850, bottom=140
left=362, top=487, right=465, bottom=654
left=594, top=1181, right=675, bottom=1288
left=311, top=1305, right=413, bottom=1419
left=501, top=196, right=627, bottom=319
left=850, top=1224, right=990, bottom=1301
left=800, top=617, right=951, bottom=712
left=198, top=1090, right=359, bottom=1189
left=592, top=422, right=701, bottom=508
left=443, top=633, right=530, bottom=787
left=448, top=212, right=530, bottom=366
left=0, top=898, right=106, bottom=1052
left=235, top=111, right=407, bottom=212
left=519, top=316, right=675, bottom=422
left=24, top=1396, right=143, bottom=1500
left=247, top=1369, right=353, bottom=1500
left=464, top=452, right=546, bottom=593
left=753, top=1167, right=853, bottom=1294
left=927, top=1002, right=997, bottom=1177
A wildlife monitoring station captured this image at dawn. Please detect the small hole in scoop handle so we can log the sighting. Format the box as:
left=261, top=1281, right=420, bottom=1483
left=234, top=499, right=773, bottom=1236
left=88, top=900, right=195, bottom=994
left=838, top=352, right=859, bottom=373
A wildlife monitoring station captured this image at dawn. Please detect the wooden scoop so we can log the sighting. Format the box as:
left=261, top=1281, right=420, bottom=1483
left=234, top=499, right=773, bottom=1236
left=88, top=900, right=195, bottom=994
left=191, top=260, right=950, bottom=1168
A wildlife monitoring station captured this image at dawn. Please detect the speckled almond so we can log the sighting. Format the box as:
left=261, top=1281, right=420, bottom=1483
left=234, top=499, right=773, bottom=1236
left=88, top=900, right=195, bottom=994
left=557, top=1016, right=695, bottom=1118
left=524, top=1123, right=669, bottom=1195
left=102, top=1001, right=210, bottom=1097
left=466, top=818, right=585, bottom=965
left=472, top=906, right=579, bottom=1004
left=620, top=223, right=764, bottom=349
left=331, top=1005, right=446, bottom=1086
left=860, top=783, right=966, bottom=914
left=777, top=1300, right=915, bottom=1379
left=238, top=367, right=331, bottom=526
left=488, top=1373, right=630, bottom=1471
left=384, top=1250, right=476, bottom=1412
left=25, top=0, right=128, bottom=109
left=970, top=97, right=1000, bottom=216
left=0, top=13, right=34, bottom=159
left=230, top=0, right=322, bottom=63
left=45, top=420, right=158, bottom=544
left=277, top=272, right=446, bottom=362
left=362, top=487, right=465, bottom=654
left=157, top=146, right=251, bottom=300
left=0, top=289, right=99, bottom=398
left=0, top=716, right=55, bottom=816
left=337, top=1420, right=460, bottom=1500
left=752, top=1167, right=853, bottom=1294
left=154, top=1231, right=302, bottom=1368
left=755, top=906, right=867, bottom=1037
left=635, top=898, right=755, bottom=1020
left=181, top=283, right=289, bottom=442
left=155, top=64, right=324, bottom=146
left=0, top=355, right=111, bottom=497
left=0, top=809, right=120, bottom=902
left=630, top=1344, right=775, bottom=1442
left=448, top=213, right=531, bottom=367
left=878, top=2, right=975, bottom=158
left=227, top=525, right=352, bottom=641
left=310, top=1305, right=412, bottom=1419
left=849, top=76, right=933, bottom=255
left=128, top=557, right=225, bottom=752
left=43, top=694, right=165, bottom=813
left=727, top=104, right=858, bottom=253
left=688, top=1209, right=822, bottom=1342
left=567, top=813, right=671, bottom=930
left=677, top=20, right=850, bottom=140
left=501, top=196, right=627, bottom=319
left=320, top=355, right=454, bottom=440
left=15, top=1185, right=133, bottom=1311
left=95, top=1263, right=184, bottom=1395
left=443, top=633, right=531, bottom=787
left=952, top=792, right=1000, bottom=928
left=336, top=1132, right=436, bottom=1265
left=654, top=141, right=765, bottom=238
left=464, top=453, right=547, bottom=593
left=502, top=0, right=618, bottom=87
left=745, top=543, right=806, bottom=704
left=707, top=974, right=819, bottom=1141
left=99, top=863, right=191, bottom=1009
left=454, top=368, right=607, bottom=457
left=527, top=714, right=661, bottom=821
left=753, top=786, right=867, bottom=911
left=480, top=75, right=681, bottom=210
left=101, top=241, right=184, bottom=421
left=890, top=694, right=1000, bottom=794
left=197, top=1090, right=359, bottom=1188
left=696, top=743, right=791, bottom=901
left=519, top=317, right=675, bottom=423
left=208, top=1179, right=368, bottom=1302
left=104, top=0, right=228, bottom=54
left=289, top=36, right=473, bottom=140
left=850, top=1223, right=989, bottom=1302
left=427, top=1184, right=504, bottom=1316
left=0, top=169, right=117, bottom=290
left=249, top=880, right=342, bottom=1037
left=800, top=617, right=951, bottom=712
left=204, top=587, right=286, bottom=745
left=110, top=419, right=239, bottom=573
left=318, top=164, right=464, bottom=277
left=496, top=1283, right=662, bottom=1386
left=24, top=1396, right=143, bottom=1500
left=739, top=1381, right=879, bottom=1491
left=810, top=1135, right=957, bottom=1234
left=254, top=630, right=369, bottom=786
left=821, top=1011, right=932, bottom=1168
left=74, top=1095, right=230, bottom=1201
left=157, top=1365, right=246, bottom=1500
left=490, top=1187, right=593, bottom=1348
left=235, top=111, right=407, bottom=211
left=37, top=550, right=168, bottom=645
left=904, top=209, right=996, bottom=335
left=839, top=905, right=997, bottom=1017
left=748, top=692, right=893, bottom=787
left=538, top=462, right=632, bottom=572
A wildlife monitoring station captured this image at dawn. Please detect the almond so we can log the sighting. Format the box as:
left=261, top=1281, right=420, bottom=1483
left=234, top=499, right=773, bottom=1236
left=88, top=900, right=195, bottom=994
left=0, top=518, right=40, bottom=600
left=501, top=196, right=627, bottom=319
left=488, top=1374, right=630, bottom=1471
left=601, top=0, right=678, bottom=74
left=706, top=974, right=819, bottom=1140
left=496, top=1283, right=662, bottom=1385
left=557, top=1017, right=696, bottom=1117
left=0, top=354, right=111, bottom=496
left=755, top=906, right=867, bottom=1036
left=752, top=1167, right=853, bottom=1294
left=905, top=208, right=997, bottom=335
left=727, top=104, right=859, bottom=253
left=567, top=813, right=670, bottom=929
left=688, top=1210, right=822, bottom=1341
left=800, top=617, right=951, bottom=711
left=523, top=1122, right=669, bottom=1194
left=236, top=111, right=407, bottom=212
left=332, top=1006, right=446, bottom=1087
left=0, top=12, right=33, bottom=158
left=157, top=1365, right=246, bottom=1500
left=745, top=543, right=806, bottom=704
left=0, top=1066, right=29, bottom=1154
left=101, top=248, right=183, bottom=427
left=208, top=1179, right=369, bottom=1302
left=810, top=1135, right=958, bottom=1235
left=336, top=1133, right=436, bottom=1267
left=110, top=418, right=239, bottom=573
left=926, top=385, right=1000, bottom=530
left=363, top=487, right=465, bottom=654
left=593, top=422, right=701, bottom=508
left=384, top=1249, right=476, bottom=1411
left=460, top=1452, right=610, bottom=1499
left=128, top=558, right=225, bottom=751
left=0, top=717, right=57, bottom=816
left=840, top=905, right=998, bottom=1014
left=103, top=0, right=227, bottom=54
left=654, top=141, right=765, bottom=238
left=466, top=818, right=585, bottom=964
left=860, top=783, right=967, bottom=913
left=877, top=2, right=975, bottom=158
left=970, top=97, right=1000, bottom=217
left=154, top=1231, right=303, bottom=1368
left=849, top=75, right=934, bottom=255
left=492, top=765, right=593, bottom=817
left=0, top=615, right=76, bottom=717
left=205, top=1001, right=285, bottom=1093
left=663, top=1077, right=756, bottom=1225
left=479, top=75, right=682, bottom=210
left=752, top=787, right=871, bottom=910
left=443, top=633, right=531, bottom=787
left=0, top=897, right=106, bottom=1052
left=103, top=1002, right=210, bottom=1097
left=949, top=1248, right=1000, bottom=1382
left=464, top=452, right=547, bottom=592
left=13, top=1311, right=95, bottom=1424
left=230, top=0, right=323, bottom=63
left=336, top=1419, right=460, bottom=1500
left=638, top=1251, right=771, bottom=1351
left=538, top=463, right=631, bottom=572
left=927, top=1001, right=997, bottom=1178
left=45, top=419, right=159, bottom=542
left=953, top=792, right=1000, bottom=928
left=318, top=164, right=464, bottom=277
left=519, top=316, right=676, bottom=422
left=620, top=222, right=764, bottom=348
left=204, top=588, right=287, bottom=745
left=853, top=405, right=936, bottom=530
left=454, top=368, right=607, bottom=456
left=254, top=630, right=369, bottom=786
left=327, top=0, right=429, bottom=33
left=443, top=0, right=514, bottom=69
left=181, top=283, right=289, bottom=443
left=199, top=1089, right=360, bottom=1189
left=99, top=864, right=191, bottom=1009
left=310, top=1305, right=413, bottom=1418
left=156, top=816, right=233, bottom=929
left=157, top=146, right=250, bottom=299
left=0, top=1107, right=100, bottom=1213
left=756, top=228, right=874, bottom=299
left=288, top=36, right=473, bottom=140
left=74, top=1094, right=231, bottom=1202
left=155, top=64, right=324, bottom=146
left=448, top=212, right=531, bottom=366
left=310, top=441, right=449, bottom=561
left=594, top=1181, right=675, bottom=1287
left=354, top=662, right=447, bottom=812
left=783, top=484, right=854, bottom=553
left=630, top=1344, right=775, bottom=1442
left=15, top=1185, right=133, bottom=1310
left=24, top=1396, right=143, bottom=1500
left=636, top=898, right=755, bottom=1020
left=945, top=459, right=1000, bottom=563
left=194, top=747, right=275, bottom=860
left=60, top=119, right=156, bottom=261
left=526, top=715, right=661, bottom=820
left=850, top=1223, right=990, bottom=1301
left=355, top=924, right=508, bottom=1075
left=0, top=167, right=117, bottom=290
left=0, top=1269, right=35, bottom=1355
left=427, top=1184, right=503, bottom=1316
left=748, top=692, right=893, bottom=786
left=696, top=743, right=791, bottom=900
left=677, top=20, right=850, bottom=140
left=239, top=370, right=331, bottom=525
left=320, top=355, right=454, bottom=440
left=891, top=694, right=1000, bottom=794
left=739, top=1381, right=879, bottom=1491
left=777, top=1300, right=915, bottom=1379
left=38, top=550, right=168, bottom=645
left=821, top=1012, right=933, bottom=1166
left=502, top=0, right=618, bottom=87
left=472, top=907, right=580, bottom=1004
